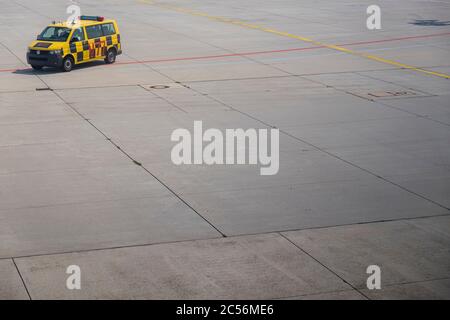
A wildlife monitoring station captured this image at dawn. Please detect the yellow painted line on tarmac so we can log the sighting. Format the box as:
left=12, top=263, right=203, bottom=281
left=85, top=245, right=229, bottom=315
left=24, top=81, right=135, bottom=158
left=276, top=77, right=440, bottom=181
left=138, top=0, right=450, bottom=80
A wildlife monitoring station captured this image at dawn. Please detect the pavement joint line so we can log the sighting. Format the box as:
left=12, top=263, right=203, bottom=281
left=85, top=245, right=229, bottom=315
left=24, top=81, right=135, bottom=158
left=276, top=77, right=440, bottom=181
left=186, top=81, right=450, bottom=211
left=361, top=276, right=450, bottom=290
left=1, top=212, right=448, bottom=262
left=138, top=0, right=450, bottom=80
left=284, top=128, right=450, bottom=211
left=4, top=234, right=224, bottom=262
left=352, top=72, right=450, bottom=127
left=0, top=41, right=28, bottom=68
left=12, top=0, right=52, bottom=20
left=302, top=71, right=450, bottom=128
left=354, top=71, right=435, bottom=96
left=46, top=85, right=228, bottom=238
left=175, top=168, right=423, bottom=196
left=21, top=43, right=227, bottom=238
left=273, top=288, right=368, bottom=300
left=376, top=99, right=450, bottom=127
left=178, top=65, right=448, bottom=83
left=12, top=257, right=32, bottom=300
left=0, top=64, right=446, bottom=93
left=16, top=41, right=224, bottom=237
left=279, top=233, right=371, bottom=299
left=0, top=193, right=182, bottom=213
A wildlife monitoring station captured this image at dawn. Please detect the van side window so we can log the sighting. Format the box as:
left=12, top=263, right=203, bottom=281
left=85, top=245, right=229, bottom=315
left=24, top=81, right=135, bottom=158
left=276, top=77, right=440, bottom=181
left=71, top=28, right=85, bottom=42
left=86, top=25, right=103, bottom=39
left=101, top=23, right=116, bottom=36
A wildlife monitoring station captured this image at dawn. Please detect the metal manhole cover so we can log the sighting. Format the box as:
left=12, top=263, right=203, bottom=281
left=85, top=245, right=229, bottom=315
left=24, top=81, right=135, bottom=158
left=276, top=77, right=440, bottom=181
left=149, top=85, right=170, bottom=89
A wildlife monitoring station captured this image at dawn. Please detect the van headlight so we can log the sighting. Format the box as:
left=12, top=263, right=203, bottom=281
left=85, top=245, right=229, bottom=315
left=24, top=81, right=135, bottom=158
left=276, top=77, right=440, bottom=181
left=49, top=50, right=63, bottom=55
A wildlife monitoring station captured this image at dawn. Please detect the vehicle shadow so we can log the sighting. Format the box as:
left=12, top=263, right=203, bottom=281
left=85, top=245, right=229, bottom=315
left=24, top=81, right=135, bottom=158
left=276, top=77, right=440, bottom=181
left=410, top=19, right=450, bottom=26
left=13, top=60, right=106, bottom=75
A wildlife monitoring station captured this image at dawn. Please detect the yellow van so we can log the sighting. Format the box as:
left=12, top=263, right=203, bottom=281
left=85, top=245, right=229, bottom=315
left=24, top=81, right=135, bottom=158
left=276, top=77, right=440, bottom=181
left=27, top=16, right=122, bottom=72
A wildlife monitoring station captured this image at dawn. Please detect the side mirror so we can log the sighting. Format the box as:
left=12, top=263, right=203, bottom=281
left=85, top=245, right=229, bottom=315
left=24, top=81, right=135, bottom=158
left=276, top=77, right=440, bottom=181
left=71, top=37, right=80, bottom=43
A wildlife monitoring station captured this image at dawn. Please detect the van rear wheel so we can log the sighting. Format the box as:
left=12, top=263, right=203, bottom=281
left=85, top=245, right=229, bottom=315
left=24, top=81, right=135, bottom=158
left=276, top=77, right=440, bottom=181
left=61, top=56, right=74, bottom=72
left=105, top=49, right=116, bottom=64
left=31, top=65, right=43, bottom=70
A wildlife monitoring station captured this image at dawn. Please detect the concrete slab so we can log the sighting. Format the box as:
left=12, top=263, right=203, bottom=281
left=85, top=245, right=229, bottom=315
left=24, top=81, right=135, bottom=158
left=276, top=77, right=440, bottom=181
left=385, top=175, right=450, bottom=208
left=0, top=259, right=29, bottom=300
left=140, top=148, right=372, bottom=194
left=0, top=165, right=169, bottom=211
left=0, top=90, right=77, bottom=125
left=35, top=63, right=171, bottom=90
left=284, top=116, right=450, bottom=149
left=282, top=216, right=450, bottom=289
left=324, top=140, right=450, bottom=178
left=182, top=178, right=447, bottom=235
left=14, top=233, right=350, bottom=299
left=150, top=56, right=287, bottom=82
left=0, top=140, right=131, bottom=175
left=56, top=84, right=230, bottom=116
left=0, top=119, right=106, bottom=147
left=0, top=70, right=46, bottom=93
left=86, top=108, right=266, bottom=142
left=258, top=51, right=397, bottom=75
left=0, top=196, right=220, bottom=258
left=359, top=69, right=450, bottom=96
left=55, top=85, right=181, bottom=116
left=190, top=81, right=411, bottom=127
left=380, top=94, right=450, bottom=125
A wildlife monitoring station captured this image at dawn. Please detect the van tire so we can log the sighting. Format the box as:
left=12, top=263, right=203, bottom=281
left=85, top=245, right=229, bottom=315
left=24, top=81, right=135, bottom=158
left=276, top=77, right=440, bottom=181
left=31, top=65, right=43, bottom=70
left=61, top=56, right=74, bottom=72
left=105, top=48, right=116, bottom=64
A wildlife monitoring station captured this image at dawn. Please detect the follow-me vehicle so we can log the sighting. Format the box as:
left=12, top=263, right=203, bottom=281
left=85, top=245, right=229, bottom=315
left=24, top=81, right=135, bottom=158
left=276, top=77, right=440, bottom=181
left=27, top=16, right=121, bottom=72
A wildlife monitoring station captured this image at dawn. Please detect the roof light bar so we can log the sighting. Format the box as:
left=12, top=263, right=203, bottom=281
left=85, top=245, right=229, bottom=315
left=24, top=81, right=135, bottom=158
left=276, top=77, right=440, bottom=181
left=80, top=16, right=104, bottom=22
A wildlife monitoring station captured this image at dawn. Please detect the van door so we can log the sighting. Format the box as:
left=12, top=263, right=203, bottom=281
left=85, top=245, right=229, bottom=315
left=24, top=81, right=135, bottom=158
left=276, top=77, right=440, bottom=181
left=69, top=27, right=86, bottom=63
left=85, top=24, right=107, bottom=60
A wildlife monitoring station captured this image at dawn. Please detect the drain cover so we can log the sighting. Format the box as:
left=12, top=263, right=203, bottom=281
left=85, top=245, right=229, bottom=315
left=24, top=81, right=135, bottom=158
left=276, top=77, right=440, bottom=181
left=149, top=85, right=170, bottom=89
left=349, top=89, right=423, bottom=100
left=367, top=91, right=417, bottom=98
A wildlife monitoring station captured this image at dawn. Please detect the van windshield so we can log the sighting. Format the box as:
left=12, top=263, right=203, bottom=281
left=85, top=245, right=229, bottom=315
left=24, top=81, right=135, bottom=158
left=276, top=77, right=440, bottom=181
left=37, top=27, right=71, bottom=42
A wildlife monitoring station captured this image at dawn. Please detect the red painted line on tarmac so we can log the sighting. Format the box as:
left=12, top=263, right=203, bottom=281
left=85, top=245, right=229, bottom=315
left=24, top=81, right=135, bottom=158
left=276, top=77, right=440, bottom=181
left=2, top=31, right=450, bottom=73
left=0, top=68, right=25, bottom=73
left=115, top=45, right=326, bottom=65
left=114, top=31, right=450, bottom=65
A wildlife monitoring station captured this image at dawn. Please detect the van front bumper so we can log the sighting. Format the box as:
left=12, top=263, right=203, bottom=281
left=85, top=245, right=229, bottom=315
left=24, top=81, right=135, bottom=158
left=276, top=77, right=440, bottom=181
left=27, top=51, right=63, bottom=68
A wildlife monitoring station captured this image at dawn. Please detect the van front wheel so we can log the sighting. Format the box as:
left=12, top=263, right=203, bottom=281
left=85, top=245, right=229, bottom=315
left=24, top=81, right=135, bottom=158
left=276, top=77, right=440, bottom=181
left=61, top=56, right=74, bottom=72
left=105, top=49, right=116, bottom=64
